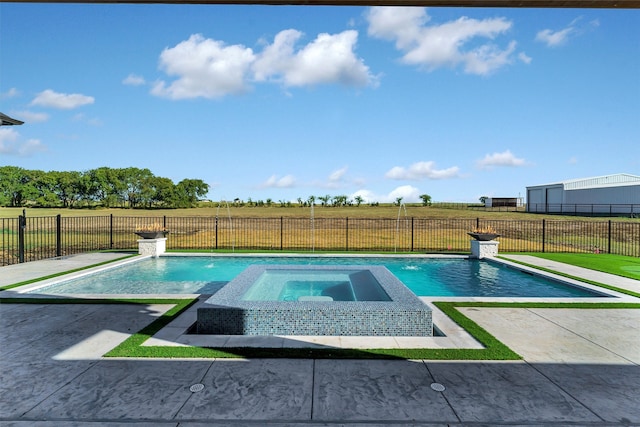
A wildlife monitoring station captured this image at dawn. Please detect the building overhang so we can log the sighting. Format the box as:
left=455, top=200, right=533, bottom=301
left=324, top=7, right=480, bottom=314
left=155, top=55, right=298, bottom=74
left=0, top=113, right=24, bottom=126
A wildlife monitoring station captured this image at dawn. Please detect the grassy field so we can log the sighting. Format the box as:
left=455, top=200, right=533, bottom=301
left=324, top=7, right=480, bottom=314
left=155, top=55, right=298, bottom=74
left=1, top=205, right=634, bottom=221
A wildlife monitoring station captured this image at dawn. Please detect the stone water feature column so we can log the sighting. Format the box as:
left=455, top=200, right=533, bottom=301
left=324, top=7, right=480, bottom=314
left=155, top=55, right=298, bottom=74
left=137, top=238, right=167, bottom=258
left=470, top=240, right=499, bottom=259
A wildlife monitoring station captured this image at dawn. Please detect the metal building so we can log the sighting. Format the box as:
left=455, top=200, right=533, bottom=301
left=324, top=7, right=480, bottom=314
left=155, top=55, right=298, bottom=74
left=526, top=173, right=640, bottom=216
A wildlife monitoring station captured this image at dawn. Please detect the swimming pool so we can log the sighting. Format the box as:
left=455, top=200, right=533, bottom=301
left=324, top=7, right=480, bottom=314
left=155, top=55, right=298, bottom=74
left=27, top=255, right=608, bottom=298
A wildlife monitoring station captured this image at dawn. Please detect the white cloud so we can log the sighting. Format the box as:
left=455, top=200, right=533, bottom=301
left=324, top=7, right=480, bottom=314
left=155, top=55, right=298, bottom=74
left=311, top=166, right=353, bottom=190
left=462, top=41, right=517, bottom=75
left=262, top=174, right=296, bottom=188
left=18, top=139, right=47, bottom=156
left=152, top=34, right=256, bottom=99
left=328, top=166, right=348, bottom=182
left=518, top=52, right=532, bottom=64
left=351, top=185, right=421, bottom=203
left=12, top=110, right=49, bottom=123
left=366, top=7, right=517, bottom=75
left=388, top=185, right=421, bottom=203
left=253, top=29, right=377, bottom=88
left=1, top=88, right=20, bottom=99
left=385, top=161, right=460, bottom=180
left=476, top=150, right=526, bottom=169
left=123, top=74, right=146, bottom=86
left=30, top=89, right=94, bottom=109
left=0, top=128, right=46, bottom=156
left=350, top=189, right=377, bottom=203
left=0, top=127, right=18, bottom=146
left=535, top=27, right=573, bottom=47
left=71, top=113, right=103, bottom=126
left=535, top=17, right=598, bottom=48
left=152, top=30, right=376, bottom=100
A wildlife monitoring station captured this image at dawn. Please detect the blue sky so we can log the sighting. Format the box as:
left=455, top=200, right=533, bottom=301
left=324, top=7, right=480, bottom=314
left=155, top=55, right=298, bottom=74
left=1, top=4, right=638, bottom=203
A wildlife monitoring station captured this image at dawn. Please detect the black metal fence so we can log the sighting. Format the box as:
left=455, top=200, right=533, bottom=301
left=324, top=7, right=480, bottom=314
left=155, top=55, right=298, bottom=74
left=1, top=214, right=639, bottom=266
left=527, top=203, right=640, bottom=216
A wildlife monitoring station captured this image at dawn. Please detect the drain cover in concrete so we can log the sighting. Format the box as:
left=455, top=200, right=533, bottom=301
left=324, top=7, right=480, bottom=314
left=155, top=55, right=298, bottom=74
left=190, top=383, right=205, bottom=393
left=430, top=382, right=445, bottom=392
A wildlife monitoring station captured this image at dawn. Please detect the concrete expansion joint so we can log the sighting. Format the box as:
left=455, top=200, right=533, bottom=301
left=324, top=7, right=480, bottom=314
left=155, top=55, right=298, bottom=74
left=524, top=361, right=607, bottom=424
left=525, top=307, right=638, bottom=365
left=421, top=360, right=462, bottom=424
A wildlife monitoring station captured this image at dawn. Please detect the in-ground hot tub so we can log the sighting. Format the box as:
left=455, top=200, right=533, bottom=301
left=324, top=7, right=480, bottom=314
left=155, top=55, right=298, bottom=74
left=196, top=265, right=432, bottom=336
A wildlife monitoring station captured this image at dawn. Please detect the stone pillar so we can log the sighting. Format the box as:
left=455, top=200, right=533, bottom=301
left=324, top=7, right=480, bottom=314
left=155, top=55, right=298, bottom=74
left=138, top=238, right=167, bottom=258
left=470, top=240, right=499, bottom=259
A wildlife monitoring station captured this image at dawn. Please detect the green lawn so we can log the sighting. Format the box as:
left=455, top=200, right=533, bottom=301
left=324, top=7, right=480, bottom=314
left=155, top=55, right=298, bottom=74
left=522, top=252, right=640, bottom=281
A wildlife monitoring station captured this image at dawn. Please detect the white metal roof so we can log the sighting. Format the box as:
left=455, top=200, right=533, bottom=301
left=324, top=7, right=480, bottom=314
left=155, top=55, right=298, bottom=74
left=528, top=173, right=640, bottom=190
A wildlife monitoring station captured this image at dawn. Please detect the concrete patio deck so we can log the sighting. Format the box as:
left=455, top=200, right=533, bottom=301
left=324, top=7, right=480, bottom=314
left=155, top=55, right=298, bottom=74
left=1, top=253, right=639, bottom=426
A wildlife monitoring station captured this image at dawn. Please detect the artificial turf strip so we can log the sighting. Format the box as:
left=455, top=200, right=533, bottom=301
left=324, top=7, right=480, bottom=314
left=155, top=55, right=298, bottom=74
left=522, top=253, right=640, bottom=281
left=497, top=256, right=640, bottom=299
left=105, top=298, right=199, bottom=357
left=105, top=300, right=640, bottom=360
left=104, top=299, right=521, bottom=360
left=0, top=254, right=136, bottom=291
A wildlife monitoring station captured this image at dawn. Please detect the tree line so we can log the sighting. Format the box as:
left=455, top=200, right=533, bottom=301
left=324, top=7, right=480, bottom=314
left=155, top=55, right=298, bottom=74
left=235, top=193, right=432, bottom=208
left=0, top=166, right=209, bottom=209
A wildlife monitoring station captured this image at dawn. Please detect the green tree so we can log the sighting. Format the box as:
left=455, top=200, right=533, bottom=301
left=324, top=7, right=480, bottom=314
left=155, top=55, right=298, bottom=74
left=174, top=179, right=209, bottom=208
left=318, top=195, right=331, bottom=207
left=0, top=166, right=35, bottom=207
left=84, top=167, right=122, bottom=207
left=354, top=195, right=364, bottom=207
left=49, top=170, right=82, bottom=207
left=146, top=176, right=175, bottom=208
left=121, top=167, right=154, bottom=208
left=419, top=194, right=432, bottom=206
left=332, top=195, right=348, bottom=207
left=0, top=165, right=211, bottom=209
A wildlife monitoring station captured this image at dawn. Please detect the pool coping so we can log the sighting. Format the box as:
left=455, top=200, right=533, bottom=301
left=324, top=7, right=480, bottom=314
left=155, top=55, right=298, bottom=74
left=5, top=252, right=634, bottom=301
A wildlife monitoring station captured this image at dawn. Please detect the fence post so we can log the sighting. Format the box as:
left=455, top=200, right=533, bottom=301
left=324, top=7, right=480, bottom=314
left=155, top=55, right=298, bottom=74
left=542, top=219, right=546, bottom=253
left=345, top=217, right=349, bottom=252
left=280, top=217, right=283, bottom=251
left=411, top=217, right=414, bottom=252
left=110, top=214, right=114, bottom=248
left=608, top=220, right=612, bottom=254
left=18, top=211, right=26, bottom=263
left=56, top=214, right=62, bottom=257
left=215, top=216, right=218, bottom=250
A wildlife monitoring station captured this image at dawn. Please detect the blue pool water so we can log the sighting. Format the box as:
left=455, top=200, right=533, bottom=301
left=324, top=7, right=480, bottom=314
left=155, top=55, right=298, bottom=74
left=30, top=256, right=606, bottom=298
left=241, top=269, right=392, bottom=302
